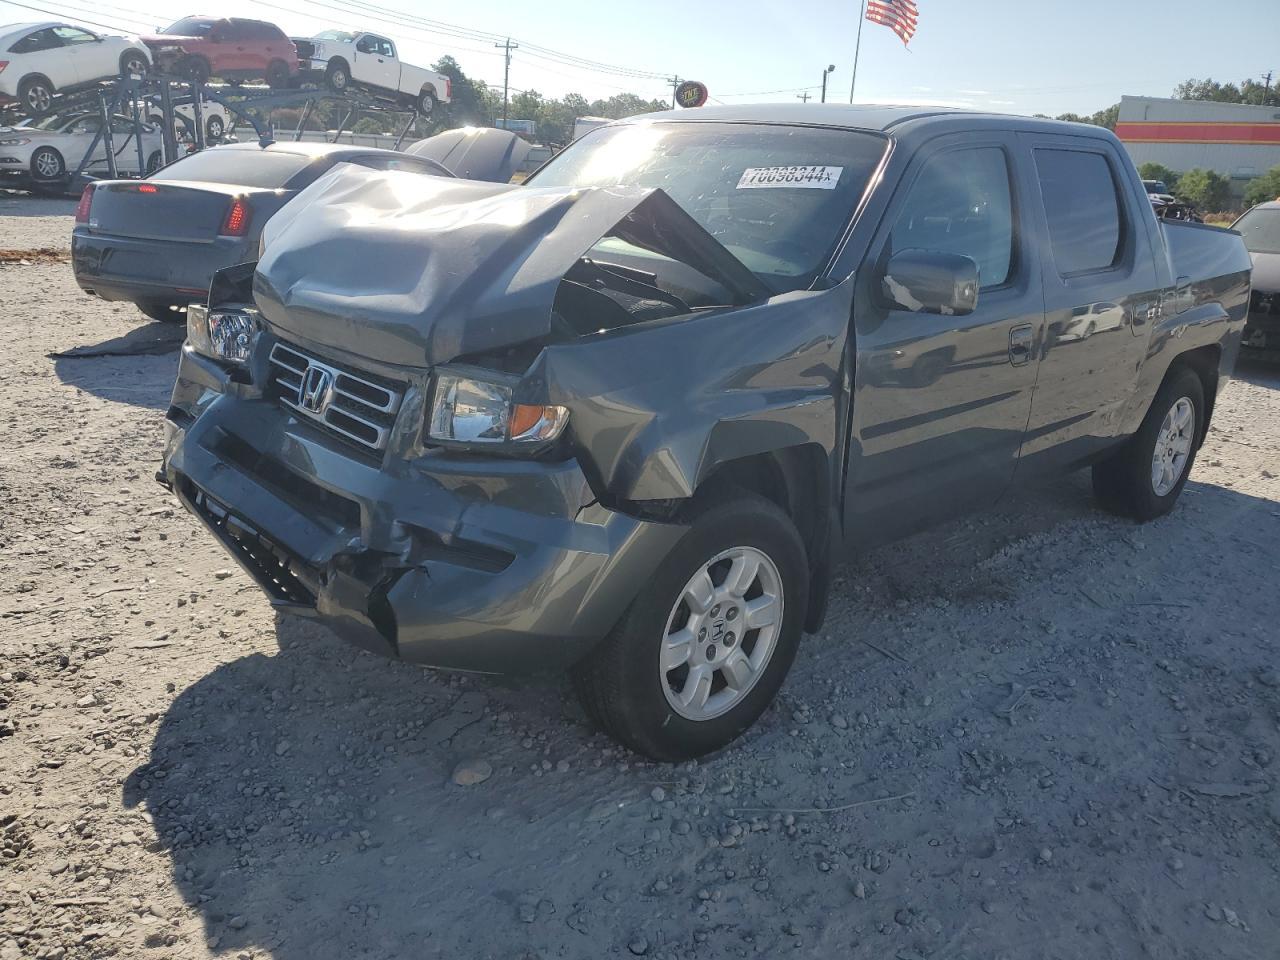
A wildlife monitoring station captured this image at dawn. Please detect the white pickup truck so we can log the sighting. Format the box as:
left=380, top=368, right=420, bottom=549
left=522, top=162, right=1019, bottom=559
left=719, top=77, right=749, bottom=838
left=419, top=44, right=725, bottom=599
left=292, top=30, right=451, bottom=116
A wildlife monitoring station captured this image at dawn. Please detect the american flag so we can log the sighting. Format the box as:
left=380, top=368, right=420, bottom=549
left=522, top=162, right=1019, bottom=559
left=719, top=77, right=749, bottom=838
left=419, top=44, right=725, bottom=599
left=866, top=0, right=919, bottom=46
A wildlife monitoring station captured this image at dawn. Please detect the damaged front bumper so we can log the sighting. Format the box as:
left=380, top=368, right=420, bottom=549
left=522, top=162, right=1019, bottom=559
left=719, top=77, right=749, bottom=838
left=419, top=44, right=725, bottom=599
left=160, top=341, right=685, bottom=674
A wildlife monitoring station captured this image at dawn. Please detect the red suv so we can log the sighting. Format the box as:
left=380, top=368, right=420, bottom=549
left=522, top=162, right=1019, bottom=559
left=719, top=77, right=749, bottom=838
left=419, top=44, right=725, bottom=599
left=143, top=16, right=299, bottom=87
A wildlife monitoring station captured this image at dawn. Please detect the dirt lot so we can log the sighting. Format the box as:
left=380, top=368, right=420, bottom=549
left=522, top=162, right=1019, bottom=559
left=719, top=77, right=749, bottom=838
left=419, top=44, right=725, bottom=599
left=2, top=192, right=1279, bottom=960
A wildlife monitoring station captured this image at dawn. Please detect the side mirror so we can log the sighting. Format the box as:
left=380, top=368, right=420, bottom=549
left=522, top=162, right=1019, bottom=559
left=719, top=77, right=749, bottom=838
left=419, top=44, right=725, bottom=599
left=881, top=250, right=979, bottom=316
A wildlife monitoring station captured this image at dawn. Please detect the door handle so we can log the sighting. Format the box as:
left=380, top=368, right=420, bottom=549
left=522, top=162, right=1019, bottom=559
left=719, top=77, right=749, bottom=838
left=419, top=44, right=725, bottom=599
left=1008, top=324, right=1033, bottom=366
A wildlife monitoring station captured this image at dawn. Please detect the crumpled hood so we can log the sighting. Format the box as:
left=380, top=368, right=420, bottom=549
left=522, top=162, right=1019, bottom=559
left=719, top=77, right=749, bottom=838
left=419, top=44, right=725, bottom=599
left=253, top=164, right=766, bottom=367
left=1250, top=251, right=1280, bottom=294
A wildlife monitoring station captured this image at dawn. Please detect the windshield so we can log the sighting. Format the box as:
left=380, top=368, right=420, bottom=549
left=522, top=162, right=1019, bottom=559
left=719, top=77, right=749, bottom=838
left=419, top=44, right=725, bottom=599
left=20, top=114, right=78, bottom=131
left=314, top=29, right=357, bottom=42
left=1235, top=207, right=1280, bottom=255
left=163, top=17, right=215, bottom=36
left=528, top=121, right=887, bottom=292
left=1143, top=180, right=1168, bottom=194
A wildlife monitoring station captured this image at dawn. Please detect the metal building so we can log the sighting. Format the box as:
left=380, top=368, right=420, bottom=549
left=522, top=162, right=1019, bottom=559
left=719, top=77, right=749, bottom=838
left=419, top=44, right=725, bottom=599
left=1116, top=95, right=1280, bottom=196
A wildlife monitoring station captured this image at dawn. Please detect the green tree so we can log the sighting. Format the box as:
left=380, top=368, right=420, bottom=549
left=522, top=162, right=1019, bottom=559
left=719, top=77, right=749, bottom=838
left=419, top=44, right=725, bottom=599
left=1138, top=162, right=1180, bottom=191
left=1174, top=168, right=1232, bottom=209
left=433, top=55, right=494, bottom=126
left=1055, top=103, right=1119, bottom=130
left=1175, top=77, right=1278, bottom=107
left=1244, top=166, right=1280, bottom=207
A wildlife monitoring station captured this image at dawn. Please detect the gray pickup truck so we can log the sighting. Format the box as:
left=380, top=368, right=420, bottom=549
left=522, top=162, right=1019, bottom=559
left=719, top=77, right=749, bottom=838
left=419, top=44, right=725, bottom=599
left=160, top=105, right=1252, bottom=760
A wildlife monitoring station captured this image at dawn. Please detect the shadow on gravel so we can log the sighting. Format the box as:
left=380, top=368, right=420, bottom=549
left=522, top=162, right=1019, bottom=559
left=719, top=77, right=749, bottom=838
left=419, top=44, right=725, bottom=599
left=0, top=191, right=77, bottom=214
left=121, top=475, right=1280, bottom=959
left=1235, top=355, right=1280, bottom=389
left=52, top=322, right=181, bottom=410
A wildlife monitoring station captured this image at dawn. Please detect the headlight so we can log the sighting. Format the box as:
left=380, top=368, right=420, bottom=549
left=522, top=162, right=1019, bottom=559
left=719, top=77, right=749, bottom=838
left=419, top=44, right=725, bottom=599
left=0, top=137, right=30, bottom=146
left=428, top=371, right=568, bottom=446
left=186, top=304, right=260, bottom=365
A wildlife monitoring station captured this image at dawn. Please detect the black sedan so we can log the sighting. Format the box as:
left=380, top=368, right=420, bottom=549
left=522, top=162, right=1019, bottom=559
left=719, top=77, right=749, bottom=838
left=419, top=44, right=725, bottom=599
left=72, top=140, right=452, bottom=322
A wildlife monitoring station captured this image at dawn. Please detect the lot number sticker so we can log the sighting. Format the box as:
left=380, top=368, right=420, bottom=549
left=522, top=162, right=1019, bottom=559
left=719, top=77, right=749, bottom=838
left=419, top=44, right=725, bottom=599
left=737, top=165, right=843, bottom=189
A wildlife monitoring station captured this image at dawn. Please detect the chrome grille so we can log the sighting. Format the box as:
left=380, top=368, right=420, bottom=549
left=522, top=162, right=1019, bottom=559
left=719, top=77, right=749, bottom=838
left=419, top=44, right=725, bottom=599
left=268, top=341, right=403, bottom=453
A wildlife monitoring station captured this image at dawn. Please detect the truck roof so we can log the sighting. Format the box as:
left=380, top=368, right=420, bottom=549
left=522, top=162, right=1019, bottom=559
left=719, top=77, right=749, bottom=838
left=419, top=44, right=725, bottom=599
left=615, top=102, right=1114, bottom=140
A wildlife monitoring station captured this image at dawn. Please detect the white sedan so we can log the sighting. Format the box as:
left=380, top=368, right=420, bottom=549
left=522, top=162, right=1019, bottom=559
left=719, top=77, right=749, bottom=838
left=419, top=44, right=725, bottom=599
left=0, top=22, right=151, bottom=116
left=0, top=112, right=163, bottom=190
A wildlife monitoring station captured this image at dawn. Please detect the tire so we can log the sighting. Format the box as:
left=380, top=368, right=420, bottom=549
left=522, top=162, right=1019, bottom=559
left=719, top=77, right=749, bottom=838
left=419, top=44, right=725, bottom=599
left=119, top=49, right=149, bottom=78
left=206, top=115, right=225, bottom=141
left=417, top=88, right=437, bottom=116
left=137, top=301, right=186, bottom=323
left=17, top=75, right=55, bottom=117
left=265, top=59, right=290, bottom=89
left=571, top=493, right=809, bottom=761
left=325, top=60, right=350, bottom=93
left=29, top=146, right=64, bottom=182
left=180, top=56, right=211, bottom=85
left=145, top=151, right=162, bottom=176
left=1092, top=366, right=1204, bottom=522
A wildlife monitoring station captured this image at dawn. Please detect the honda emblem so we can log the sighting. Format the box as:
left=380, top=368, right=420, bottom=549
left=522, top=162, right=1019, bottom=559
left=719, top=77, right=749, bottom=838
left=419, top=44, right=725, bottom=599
left=300, top=364, right=334, bottom=414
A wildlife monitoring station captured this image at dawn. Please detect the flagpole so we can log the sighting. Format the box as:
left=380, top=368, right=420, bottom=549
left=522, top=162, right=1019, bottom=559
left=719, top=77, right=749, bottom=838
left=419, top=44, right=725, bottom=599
left=850, top=0, right=867, bottom=103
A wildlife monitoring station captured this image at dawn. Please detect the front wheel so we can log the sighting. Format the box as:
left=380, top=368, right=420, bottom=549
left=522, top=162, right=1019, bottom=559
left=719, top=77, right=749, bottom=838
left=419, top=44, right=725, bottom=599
left=572, top=494, right=808, bottom=760
left=265, top=59, right=290, bottom=89
left=145, top=151, right=162, bottom=175
left=120, top=50, right=149, bottom=78
left=325, top=61, right=350, bottom=93
left=30, top=146, right=65, bottom=181
left=1092, top=366, right=1204, bottom=521
left=206, top=114, right=225, bottom=141
left=180, top=56, right=210, bottom=85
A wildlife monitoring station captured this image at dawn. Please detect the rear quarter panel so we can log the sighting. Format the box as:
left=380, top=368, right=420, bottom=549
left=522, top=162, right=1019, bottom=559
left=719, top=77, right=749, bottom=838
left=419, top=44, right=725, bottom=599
left=1123, top=220, right=1251, bottom=432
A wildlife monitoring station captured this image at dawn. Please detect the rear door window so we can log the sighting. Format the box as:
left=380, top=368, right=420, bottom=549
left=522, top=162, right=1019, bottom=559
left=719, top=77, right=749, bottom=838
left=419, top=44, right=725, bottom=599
left=150, top=148, right=312, bottom=188
left=1035, top=149, right=1124, bottom=276
left=888, top=146, right=1015, bottom=289
left=10, top=28, right=63, bottom=53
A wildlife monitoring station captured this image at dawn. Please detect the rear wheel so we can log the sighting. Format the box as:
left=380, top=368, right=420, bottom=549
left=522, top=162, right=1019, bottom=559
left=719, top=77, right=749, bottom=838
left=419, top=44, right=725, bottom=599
left=137, top=301, right=186, bottom=323
left=417, top=88, right=437, bottom=116
left=119, top=49, right=149, bottom=78
left=265, top=59, right=290, bottom=89
left=145, top=151, right=162, bottom=175
left=1092, top=366, right=1204, bottom=521
left=206, top=114, right=225, bottom=141
left=18, top=76, right=55, bottom=116
left=30, top=146, right=65, bottom=181
left=572, top=494, right=808, bottom=760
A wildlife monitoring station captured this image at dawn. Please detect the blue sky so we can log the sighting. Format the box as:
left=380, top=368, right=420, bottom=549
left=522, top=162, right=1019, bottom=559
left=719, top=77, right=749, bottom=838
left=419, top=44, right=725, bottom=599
left=2, top=0, right=1278, bottom=117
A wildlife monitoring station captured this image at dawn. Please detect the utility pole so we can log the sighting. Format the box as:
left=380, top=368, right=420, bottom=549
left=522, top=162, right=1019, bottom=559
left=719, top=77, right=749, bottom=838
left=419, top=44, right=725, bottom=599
left=796, top=91, right=812, bottom=103
left=667, top=76, right=681, bottom=108
left=1265, top=70, right=1274, bottom=106
left=821, top=64, right=835, bottom=103
left=494, top=38, right=518, bottom=127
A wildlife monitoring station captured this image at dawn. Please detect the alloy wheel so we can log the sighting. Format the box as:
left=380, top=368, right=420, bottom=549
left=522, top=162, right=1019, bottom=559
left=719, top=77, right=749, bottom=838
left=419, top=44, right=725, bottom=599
left=661, top=546, right=784, bottom=721
left=1151, top=396, right=1194, bottom=497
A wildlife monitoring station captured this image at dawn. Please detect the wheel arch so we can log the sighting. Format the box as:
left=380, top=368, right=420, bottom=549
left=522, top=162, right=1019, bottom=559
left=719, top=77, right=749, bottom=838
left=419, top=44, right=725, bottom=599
left=19, top=72, right=55, bottom=93
left=693, top=444, right=834, bottom=633
left=119, top=48, right=148, bottom=72
left=1164, top=343, right=1221, bottom=447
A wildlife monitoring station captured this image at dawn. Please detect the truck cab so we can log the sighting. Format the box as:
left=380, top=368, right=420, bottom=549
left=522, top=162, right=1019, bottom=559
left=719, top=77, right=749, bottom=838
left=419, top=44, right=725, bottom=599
left=161, top=105, right=1252, bottom=760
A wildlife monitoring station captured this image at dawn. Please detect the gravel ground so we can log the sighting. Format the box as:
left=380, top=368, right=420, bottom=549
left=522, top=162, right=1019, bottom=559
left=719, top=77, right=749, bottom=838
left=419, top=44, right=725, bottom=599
left=2, top=194, right=1279, bottom=960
